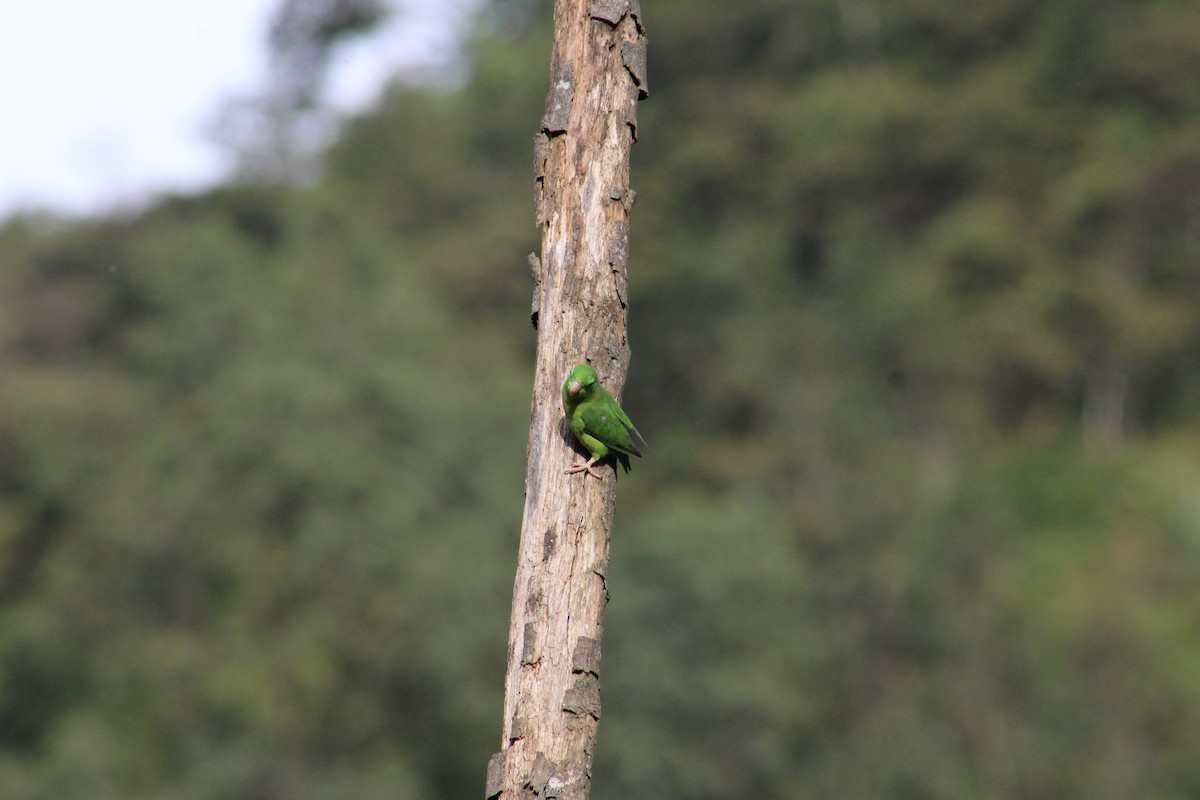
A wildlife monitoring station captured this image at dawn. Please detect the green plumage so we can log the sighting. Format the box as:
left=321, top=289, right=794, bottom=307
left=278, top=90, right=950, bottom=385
left=561, top=364, right=646, bottom=480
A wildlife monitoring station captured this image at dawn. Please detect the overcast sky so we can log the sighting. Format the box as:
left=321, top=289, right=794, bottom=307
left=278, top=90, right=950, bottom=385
left=0, top=1, right=466, bottom=218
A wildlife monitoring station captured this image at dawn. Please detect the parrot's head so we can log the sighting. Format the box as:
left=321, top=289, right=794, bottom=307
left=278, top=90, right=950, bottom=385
left=566, top=364, right=598, bottom=400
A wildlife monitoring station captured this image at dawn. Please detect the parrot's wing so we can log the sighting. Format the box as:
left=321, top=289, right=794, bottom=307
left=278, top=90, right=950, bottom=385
left=608, top=396, right=648, bottom=453
left=580, top=401, right=642, bottom=459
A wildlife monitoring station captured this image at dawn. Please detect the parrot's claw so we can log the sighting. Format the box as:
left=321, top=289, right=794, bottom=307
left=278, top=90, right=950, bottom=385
left=566, top=459, right=605, bottom=480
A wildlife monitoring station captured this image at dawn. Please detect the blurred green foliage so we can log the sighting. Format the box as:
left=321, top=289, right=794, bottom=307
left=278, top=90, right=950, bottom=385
left=3, top=0, right=1200, bottom=797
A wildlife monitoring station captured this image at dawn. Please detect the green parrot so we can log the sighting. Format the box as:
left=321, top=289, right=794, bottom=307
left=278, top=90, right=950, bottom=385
left=561, top=363, right=646, bottom=480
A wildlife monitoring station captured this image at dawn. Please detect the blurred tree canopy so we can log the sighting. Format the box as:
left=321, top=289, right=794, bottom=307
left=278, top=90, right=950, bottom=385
left=2, top=0, right=1200, bottom=798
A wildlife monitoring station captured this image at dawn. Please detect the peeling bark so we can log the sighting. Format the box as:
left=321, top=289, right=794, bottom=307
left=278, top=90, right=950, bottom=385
left=488, top=1, right=646, bottom=798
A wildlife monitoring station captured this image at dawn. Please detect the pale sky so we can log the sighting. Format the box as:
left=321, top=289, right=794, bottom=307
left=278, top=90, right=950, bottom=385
left=0, top=0, right=467, bottom=218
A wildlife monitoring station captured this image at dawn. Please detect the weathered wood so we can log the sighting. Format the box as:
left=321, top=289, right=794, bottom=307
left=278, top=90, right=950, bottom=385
left=490, top=1, right=645, bottom=797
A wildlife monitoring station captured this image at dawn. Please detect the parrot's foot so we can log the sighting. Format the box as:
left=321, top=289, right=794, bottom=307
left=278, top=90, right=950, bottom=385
left=566, top=458, right=606, bottom=480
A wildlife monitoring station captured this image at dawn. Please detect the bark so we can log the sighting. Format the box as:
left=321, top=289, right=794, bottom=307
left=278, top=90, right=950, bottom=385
left=487, top=2, right=646, bottom=798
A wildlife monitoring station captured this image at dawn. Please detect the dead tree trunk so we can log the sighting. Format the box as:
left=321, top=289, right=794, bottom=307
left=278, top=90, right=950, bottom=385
left=486, top=2, right=647, bottom=799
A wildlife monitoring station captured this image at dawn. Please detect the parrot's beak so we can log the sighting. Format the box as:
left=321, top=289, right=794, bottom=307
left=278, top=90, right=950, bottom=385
left=568, top=380, right=582, bottom=397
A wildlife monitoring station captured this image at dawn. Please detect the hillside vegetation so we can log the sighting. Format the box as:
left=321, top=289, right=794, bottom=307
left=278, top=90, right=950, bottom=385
left=2, top=1, right=1200, bottom=797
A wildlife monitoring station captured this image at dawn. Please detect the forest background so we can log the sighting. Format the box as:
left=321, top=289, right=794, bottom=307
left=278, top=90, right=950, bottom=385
left=3, top=0, right=1200, bottom=798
